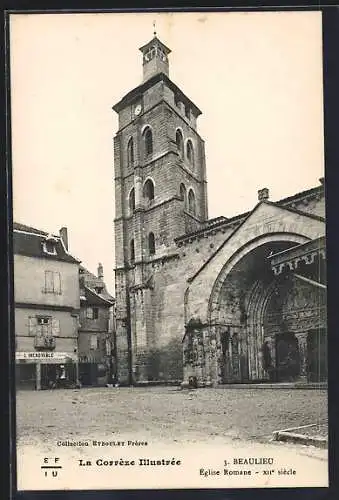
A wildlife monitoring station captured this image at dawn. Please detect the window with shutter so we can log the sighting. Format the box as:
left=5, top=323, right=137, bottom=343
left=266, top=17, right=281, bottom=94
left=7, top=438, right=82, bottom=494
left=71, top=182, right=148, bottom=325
left=36, top=316, right=52, bottom=336
left=43, top=271, right=62, bottom=294
left=28, top=316, right=37, bottom=336
left=45, top=271, right=54, bottom=293
left=51, top=318, right=60, bottom=336
left=55, top=272, right=62, bottom=294
left=106, top=339, right=111, bottom=355
left=90, top=334, right=97, bottom=350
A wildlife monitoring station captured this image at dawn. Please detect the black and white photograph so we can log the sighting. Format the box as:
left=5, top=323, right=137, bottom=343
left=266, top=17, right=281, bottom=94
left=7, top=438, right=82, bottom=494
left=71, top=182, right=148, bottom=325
left=10, top=10, right=328, bottom=491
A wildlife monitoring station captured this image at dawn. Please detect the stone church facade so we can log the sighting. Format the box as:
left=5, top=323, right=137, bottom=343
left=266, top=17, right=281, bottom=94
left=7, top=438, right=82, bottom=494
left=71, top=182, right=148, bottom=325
left=113, top=34, right=326, bottom=386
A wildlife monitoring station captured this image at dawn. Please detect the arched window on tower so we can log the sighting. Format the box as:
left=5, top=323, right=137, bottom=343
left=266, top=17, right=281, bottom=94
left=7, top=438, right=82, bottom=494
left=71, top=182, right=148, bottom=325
left=148, top=232, right=155, bottom=256
left=179, top=183, right=187, bottom=208
left=186, top=140, right=194, bottom=168
left=176, top=129, right=184, bottom=158
left=143, top=127, right=153, bottom=156
left=130, top=239, right=135, bottom=263
left=188, top=189, right=196, bottom=216
left=127, top=137, right=134, bottom=168
left=143, top=179, right=155, bottom=204
left=129, top=188, right=135, bottom=214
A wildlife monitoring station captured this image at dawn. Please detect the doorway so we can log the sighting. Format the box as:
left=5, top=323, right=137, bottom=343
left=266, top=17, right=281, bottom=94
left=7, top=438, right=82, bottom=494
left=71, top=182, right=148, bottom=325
left=275, top=332, right=300, bottom=381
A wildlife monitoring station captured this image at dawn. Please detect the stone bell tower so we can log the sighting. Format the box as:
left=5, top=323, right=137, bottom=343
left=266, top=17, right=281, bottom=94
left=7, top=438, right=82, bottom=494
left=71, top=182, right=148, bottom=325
left=113, top=30, right=208, bottom=384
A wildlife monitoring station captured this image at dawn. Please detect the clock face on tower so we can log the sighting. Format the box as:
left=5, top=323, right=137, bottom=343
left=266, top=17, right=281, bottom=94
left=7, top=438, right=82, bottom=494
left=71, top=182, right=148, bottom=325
left=134, top=104, right=142, bottom=116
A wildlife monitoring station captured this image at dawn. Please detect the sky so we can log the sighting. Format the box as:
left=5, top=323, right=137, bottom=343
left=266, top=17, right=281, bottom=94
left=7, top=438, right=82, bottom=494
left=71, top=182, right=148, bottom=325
left=10, top=11, right=324, bottom=294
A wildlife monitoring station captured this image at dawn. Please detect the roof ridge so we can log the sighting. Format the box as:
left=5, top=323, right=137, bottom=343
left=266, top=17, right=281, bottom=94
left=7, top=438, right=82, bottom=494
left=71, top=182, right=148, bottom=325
left=176, top=183, right=324, bottom=243
left=85, top=285, right=114, bottom=304
left=187, top=199, right=325, bottom=285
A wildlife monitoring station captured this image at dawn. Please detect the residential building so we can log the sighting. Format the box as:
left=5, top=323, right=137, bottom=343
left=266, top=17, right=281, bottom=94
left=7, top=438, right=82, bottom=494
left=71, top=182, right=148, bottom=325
left=14, top=223, right=81, bottom=389
left=78, top=264, right=115, bottom=386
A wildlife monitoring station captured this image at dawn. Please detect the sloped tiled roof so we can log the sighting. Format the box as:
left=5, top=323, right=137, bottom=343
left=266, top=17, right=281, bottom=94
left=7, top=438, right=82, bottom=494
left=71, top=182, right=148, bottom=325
left=113, top=71, right=202, bottom=116
left=13, top=222, right=49, bottom=236
left=79, top=265, right=115, bottom=303
left=13, top=222, right=80, bottom=264
left=82, top=286, right=114, bottom=307
left=176, top=182, right=325, bottom=244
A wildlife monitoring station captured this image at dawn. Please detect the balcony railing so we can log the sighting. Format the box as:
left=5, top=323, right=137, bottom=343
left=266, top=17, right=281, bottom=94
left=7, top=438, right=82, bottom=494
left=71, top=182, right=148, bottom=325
left=34, top=335, right=56, bottom=351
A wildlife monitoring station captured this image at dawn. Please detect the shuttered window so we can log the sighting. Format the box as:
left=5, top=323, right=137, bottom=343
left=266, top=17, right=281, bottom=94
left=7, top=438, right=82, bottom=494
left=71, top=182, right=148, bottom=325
left=54, top=272, right=62, bottom=294
left=90, top=334, right=98, bottom=350
left=45, top=271, right=54, bottom=293
left=28, top=316, right=37, bottom=336
left=28, top=316, right=60, bottom=336
left=51, top=318, right=60, bottom=336
left=86, top=307, right=99, bottom=320
left=44, top=271, right=62, bottom=294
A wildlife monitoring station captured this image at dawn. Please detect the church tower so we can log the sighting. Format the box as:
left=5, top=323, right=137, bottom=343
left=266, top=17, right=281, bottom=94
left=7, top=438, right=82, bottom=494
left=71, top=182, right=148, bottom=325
left=113, top=31, right=208, bottom=384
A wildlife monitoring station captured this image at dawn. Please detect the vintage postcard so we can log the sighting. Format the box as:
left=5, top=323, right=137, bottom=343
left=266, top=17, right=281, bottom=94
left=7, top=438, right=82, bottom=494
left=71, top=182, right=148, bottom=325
left=10, top=10, right=328, bottom=491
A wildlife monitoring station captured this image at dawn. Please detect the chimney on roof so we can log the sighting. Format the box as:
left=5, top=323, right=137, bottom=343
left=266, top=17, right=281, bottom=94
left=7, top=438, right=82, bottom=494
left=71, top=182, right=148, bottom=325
left=319, top=177, right=324, bottom=186
left=59, top=227, right=68, bottom=251
left=258, top=188, right=269, bottom=202
left=98, top=262, right=104, bottom=280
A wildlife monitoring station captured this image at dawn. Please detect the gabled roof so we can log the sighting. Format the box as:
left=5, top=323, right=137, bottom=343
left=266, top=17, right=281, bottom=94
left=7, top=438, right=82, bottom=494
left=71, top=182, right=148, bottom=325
left=13, top=222, right=80, bottom=264
left=276, top=183, right=324, bottom=208
left=79, top=265, right=114, bottom=303
left=187, top=200, right=325, bottom=284
left=82, top=286, right=114, bottom=307
left=176, top=182, right=325, bottom=244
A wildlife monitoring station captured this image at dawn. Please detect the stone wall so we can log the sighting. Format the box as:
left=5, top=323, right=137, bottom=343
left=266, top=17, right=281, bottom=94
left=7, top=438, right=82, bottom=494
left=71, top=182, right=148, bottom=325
left=14, top=255, right=80, bottom=309
left=186, top=202, right=326, bottom=324
left=183, top=268, right=327, bottom=386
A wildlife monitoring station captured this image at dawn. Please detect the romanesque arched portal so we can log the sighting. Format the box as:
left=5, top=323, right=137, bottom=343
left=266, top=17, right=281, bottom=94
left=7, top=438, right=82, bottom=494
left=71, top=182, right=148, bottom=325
left=207, top=235, right=309, bottom=384
left=183, top=232, right=327, bottom=386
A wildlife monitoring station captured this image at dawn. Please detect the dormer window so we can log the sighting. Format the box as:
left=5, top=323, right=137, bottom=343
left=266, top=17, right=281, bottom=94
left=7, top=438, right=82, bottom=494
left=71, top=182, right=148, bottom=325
left=42, top=234, right=58, bottom=256
left=45, top=241, right=55, bottom=254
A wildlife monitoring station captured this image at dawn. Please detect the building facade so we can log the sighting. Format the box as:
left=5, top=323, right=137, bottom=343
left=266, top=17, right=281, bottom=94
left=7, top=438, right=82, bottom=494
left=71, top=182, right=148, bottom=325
left=14, top=223, right=81, bottom=390
left=78, top=264, right=115, bottom=386
left=113, top=35, right=326, bottom=386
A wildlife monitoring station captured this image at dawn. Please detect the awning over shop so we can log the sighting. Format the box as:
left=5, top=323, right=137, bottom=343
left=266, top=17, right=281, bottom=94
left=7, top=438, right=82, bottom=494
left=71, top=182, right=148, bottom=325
left=16, top=351, right=78, bottom=364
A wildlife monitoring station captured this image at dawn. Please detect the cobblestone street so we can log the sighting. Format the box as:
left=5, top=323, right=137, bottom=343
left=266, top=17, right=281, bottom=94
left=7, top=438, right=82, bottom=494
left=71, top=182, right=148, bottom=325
left=16, top=386, right=327, bottom=447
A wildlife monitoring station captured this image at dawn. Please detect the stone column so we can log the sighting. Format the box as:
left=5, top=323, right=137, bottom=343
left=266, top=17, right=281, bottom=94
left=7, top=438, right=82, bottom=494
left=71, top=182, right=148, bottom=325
left=36, top=362, right=41, bottom=391
left=228, top=336, right=233, bottom=382
left=265, top=336, right=275, bottom=381
left=134, top=174, right=143, bottom=210
left=202, top=331, right=210, bottom=386
left=133, top=289, right=149, bottom=383
left=296, top=332, right=308, bottom=382
left=75, top=359, right=80, bottom=386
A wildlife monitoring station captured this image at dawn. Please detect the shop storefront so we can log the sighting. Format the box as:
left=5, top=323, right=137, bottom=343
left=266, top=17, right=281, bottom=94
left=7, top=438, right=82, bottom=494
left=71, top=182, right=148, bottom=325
left=16, top=351, right=79, bottom=390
